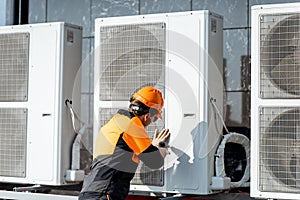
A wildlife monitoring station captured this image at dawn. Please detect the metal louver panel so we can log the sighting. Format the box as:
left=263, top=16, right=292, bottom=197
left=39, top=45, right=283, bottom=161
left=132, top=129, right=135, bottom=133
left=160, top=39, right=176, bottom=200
left=259, top=107, right=300, bottom=192
left=0, top=108, right=27, bottom=177
left=131, top=162, right=164, bottom=186
left=98, top=108, right=119, bottom=128
left=98, top=108, right=164, bottom=186
left=260, top=14, right=300, bottom=98
left=99, top=23, right=166, bottom=101
left=0, top=33, right=29, bottom=101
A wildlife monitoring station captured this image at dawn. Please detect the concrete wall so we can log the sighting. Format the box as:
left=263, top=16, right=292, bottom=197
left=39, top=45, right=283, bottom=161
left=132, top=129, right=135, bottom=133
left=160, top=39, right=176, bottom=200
left=0, top=0, right=15, bottom=25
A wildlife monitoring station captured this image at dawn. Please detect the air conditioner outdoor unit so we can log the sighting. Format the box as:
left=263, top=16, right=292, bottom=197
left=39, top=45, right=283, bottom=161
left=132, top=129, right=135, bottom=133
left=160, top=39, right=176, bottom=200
left=0, top=22, right=82, bottom=185
left=251, top=3, right=300, bottom=200
left=94, top=11, right=225, bottom=195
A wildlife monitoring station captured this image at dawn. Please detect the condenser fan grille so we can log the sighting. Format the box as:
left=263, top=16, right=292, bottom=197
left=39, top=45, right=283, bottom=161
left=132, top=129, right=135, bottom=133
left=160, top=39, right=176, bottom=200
left=260, top=13, right=300, bottom=98
left=0, top=33, right=29, bottom=101
left=98, top=108, right=164, bottom=186
left=98, top=108, right=120, bottom=128
left=259, top=107, right=300, bottom=192
left=99, top=23, right=165, bottom=101
left=0, top=108, right=27, bottom=177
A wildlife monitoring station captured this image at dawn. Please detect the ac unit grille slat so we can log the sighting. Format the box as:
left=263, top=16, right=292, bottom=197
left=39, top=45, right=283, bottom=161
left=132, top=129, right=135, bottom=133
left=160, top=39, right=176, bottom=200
left=0, top=108, right=27, bottom=177
left=99, top=23, right=165, bottom=100
left=260, top=13, right=300, bottom=98
left=259, top=107, right=300, bottom=192
left=98, top=108, right=164, bottom=186
left=131, top=163, right=164, bottom=186
left=0, top=33, right=29, bottom=101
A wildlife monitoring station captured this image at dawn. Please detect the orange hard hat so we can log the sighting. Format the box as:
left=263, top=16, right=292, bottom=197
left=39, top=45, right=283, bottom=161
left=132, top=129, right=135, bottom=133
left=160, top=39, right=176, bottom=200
left=133, top=86, right=164, bottom=119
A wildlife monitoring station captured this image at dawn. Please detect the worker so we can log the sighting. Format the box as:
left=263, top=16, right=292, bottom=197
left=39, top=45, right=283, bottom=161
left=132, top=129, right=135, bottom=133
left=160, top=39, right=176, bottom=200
left=79, top=86, right=171, bottom=200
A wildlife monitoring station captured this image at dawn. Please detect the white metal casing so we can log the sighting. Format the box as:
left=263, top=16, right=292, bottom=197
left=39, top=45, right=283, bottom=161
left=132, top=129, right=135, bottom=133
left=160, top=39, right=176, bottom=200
left=0, top=22, right=82, bottom=185
left=251, top=3, right=300, bottom=200
left=94, top=11, right=224, bottom=195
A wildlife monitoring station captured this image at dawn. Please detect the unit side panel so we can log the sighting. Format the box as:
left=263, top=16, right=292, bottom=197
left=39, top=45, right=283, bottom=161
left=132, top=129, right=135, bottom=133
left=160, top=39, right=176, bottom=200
left=206, top=13, right=224, bottom=192
left=250, top=7, right=261, bottom=197
left=59, top=25, right=82, bottom=184
left=27, top=26, right=57, bottom=183
left=165, top=12, right=217, bottom=194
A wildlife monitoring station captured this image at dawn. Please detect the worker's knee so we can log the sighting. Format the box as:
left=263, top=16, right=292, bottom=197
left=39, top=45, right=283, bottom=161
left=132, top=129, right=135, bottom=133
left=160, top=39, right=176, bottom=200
left=78, top=191, right=107, bottom=200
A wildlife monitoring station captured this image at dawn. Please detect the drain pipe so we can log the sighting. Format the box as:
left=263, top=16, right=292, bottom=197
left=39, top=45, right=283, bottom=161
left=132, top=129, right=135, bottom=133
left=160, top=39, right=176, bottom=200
left=65, top=99, right=92, bottom=182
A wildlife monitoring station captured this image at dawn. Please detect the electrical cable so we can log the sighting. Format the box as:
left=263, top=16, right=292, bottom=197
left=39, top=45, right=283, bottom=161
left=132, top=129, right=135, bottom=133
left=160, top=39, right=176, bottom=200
left=210, top=97, right=229, bottom=134
left=65, top=99, right=93, bottom=171
left=65, top=99, right=92, bottom=134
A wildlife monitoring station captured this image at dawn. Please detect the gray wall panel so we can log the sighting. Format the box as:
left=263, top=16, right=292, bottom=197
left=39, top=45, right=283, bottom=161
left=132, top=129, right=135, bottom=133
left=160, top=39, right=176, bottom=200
left=193, top=0, right=248, bottom=28
left=81, top=38, right=92, bottom=94
left=225, top=91, right=250, bottom=128
left=81, top=94, right=91, bottom=126
left=81, top=38, right=94, bottom=130
left=224, top=29, right=249, bottom=91
left=90, top=38, right=94, bottom=95
left=28, top=0, right=47, bottom=23
left=0, top=0, right=15, bottom=25
left=140, top=0, right=191, bottom=14
left=47, top=0, right=91, bottom=37
left=0, top=1, right=7, bottom=25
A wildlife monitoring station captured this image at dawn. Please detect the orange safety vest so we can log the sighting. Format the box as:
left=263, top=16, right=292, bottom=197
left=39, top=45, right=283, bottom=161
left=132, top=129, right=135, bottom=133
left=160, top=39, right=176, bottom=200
left=93, top=111, right=152, bottom=163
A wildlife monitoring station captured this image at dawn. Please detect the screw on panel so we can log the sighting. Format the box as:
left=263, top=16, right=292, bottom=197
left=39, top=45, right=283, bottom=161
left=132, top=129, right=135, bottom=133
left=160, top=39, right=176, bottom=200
left=260, top=16, right=264, bottom=23
left=259, top=108, right=263, bottom=115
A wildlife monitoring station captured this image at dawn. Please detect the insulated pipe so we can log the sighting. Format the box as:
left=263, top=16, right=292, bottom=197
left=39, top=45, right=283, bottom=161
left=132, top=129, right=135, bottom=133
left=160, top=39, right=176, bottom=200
left=215, top=132, right=250, bottom=188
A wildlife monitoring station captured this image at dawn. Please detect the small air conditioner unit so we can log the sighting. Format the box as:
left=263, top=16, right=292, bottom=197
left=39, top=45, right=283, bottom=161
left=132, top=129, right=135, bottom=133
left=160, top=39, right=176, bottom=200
left=0, top=22, right=82, bottom=185
left=94, top=11, right=225, bottom=195
left=251, top=3, right=300, bottom=200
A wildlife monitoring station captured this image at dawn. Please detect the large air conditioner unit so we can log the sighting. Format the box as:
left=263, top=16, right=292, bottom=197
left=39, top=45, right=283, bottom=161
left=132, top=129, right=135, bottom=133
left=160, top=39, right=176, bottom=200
left=0, top=22, right=82, bottom=185
left=251, top=3, right=300, bottom=200
left=94, top=11, right=225, bottom=195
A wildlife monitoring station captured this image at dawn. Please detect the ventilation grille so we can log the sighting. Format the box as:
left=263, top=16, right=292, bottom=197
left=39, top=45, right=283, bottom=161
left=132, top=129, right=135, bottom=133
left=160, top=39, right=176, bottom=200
left=0, top=33, right=29, bottom=101
left=259, top=107, right=300, bottom=192
left=0, top=108, right=27, bottom=177
left=98, top=108, right=120, bottom=128
left=98, top=107, right=164, bottom=186
left=260, top=13, right=300, bottom=98
left=99, top=23, right=166, bottom=101
left=131, top=162, right=164, bottom=186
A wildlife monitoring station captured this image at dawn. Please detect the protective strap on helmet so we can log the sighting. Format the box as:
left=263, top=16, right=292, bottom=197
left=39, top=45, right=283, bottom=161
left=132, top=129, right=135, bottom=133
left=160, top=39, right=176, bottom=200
left=129, top=104, right=149, bottom=115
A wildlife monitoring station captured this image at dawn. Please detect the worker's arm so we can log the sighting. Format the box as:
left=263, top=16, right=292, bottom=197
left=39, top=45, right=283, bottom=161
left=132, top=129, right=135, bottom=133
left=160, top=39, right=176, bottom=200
left=138, top=144, right=164, bottom=169
left=138, top=129, right=170, bottom=169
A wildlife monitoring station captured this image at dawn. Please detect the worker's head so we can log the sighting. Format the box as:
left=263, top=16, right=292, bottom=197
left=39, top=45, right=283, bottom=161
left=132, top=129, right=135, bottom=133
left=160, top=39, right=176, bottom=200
left=129, top=86, right=164, bottom=126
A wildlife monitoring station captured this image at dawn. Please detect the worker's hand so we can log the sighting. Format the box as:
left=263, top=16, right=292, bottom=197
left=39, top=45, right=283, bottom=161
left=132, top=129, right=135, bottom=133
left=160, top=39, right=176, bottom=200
left=152, top=128, right=170, bottom=148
